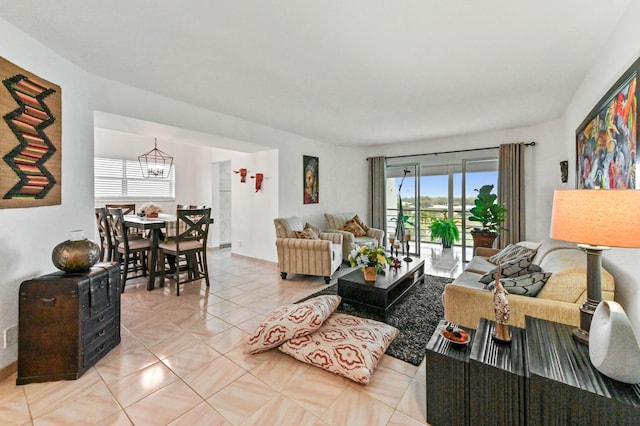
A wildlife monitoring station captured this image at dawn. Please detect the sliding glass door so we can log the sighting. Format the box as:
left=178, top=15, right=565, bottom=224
left=460, top=158, right=499, bottom=262
left=386, top=149, right=499, bottom=262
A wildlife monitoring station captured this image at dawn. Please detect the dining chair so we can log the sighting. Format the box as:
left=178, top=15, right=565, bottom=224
left=107, top=207, right=152, bottom=292
left=158, top=207, right=211, bottom=295
left=105, top=203, right=136, bottom=215
left=95, top=207, right=114, bottom=261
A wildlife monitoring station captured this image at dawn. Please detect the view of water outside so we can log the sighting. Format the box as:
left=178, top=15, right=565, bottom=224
left=388, top=170, right=498, bottom=248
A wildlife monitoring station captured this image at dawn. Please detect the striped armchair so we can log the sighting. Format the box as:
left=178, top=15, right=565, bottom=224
left=274, top=217, right=343, bottom=284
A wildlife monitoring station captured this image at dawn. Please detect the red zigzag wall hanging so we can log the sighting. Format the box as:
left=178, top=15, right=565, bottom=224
left=0, top=57, right=61, bottom=209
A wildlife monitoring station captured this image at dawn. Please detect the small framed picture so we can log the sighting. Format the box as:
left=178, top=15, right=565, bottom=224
left=303, top=155, right=319, bottom=204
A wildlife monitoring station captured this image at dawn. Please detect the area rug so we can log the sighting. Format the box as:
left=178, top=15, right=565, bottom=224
left=297, top=274, right=453, bottom=366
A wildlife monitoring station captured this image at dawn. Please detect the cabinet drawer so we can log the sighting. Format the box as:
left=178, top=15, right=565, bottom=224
left=83, top=308, right=116, bottom=336
left=83, top=330, right=118, bottom=367
left=83, top=315, right=116, bottom=342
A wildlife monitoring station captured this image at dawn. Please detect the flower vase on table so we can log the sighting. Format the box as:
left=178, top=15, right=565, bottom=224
left=349, top=244, right=392, bottom=282
left=363, top=266, right=377, bottom=281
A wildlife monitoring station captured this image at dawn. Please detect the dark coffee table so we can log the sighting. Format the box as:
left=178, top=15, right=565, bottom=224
left=337, top=258, right=425, bottom=319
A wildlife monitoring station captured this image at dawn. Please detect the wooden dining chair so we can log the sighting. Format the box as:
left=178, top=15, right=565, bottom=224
left=158, top=207, right=211, bottom=295
left=107, top=207, right=152, bottom=292
left=106, top=203, right=136, bottom=215
left=95, top=207, right=114, bottom=261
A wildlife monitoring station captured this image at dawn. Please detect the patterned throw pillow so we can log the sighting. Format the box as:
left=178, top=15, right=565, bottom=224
left=479, top=257, right=542, bottom=284
left=352, top=214, right=370, bottom=232
left=245, top=295, right=341, bottom=354
left=341, top=219, right=367, bottom=237
left=294, top=228, right=319, bottom=240
left=485, top=272, right=552, bottom=297
left=488, top=244, right=536, bottom=265
left=304, top=222, right=322, bottom=235
left=278, top=313, right=399, bottom=385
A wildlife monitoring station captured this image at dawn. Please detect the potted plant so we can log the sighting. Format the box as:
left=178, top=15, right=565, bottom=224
left=428, top=214, right=460, bottom=248
left=468, top=184, right=507, bottom=250
left=349, top=244, right=391, bottom=281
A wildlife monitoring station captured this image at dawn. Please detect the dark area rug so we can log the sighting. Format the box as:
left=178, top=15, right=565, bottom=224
left=297, top=274, right=453, bottom=366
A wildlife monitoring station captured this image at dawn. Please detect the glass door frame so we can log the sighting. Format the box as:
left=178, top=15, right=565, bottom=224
left=387, top=163, right=420, bottom=258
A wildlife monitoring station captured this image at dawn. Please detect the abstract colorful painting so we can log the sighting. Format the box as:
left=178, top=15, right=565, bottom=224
left=0, top=57, right=61, bottom=208
left=576, top=58, right=638, bottom=189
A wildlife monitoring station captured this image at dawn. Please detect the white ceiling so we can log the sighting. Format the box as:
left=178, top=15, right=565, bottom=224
left=0, top=1, right=632, bottom=146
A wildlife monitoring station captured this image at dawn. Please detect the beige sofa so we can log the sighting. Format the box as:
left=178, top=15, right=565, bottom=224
left=274, top=217, right=343, bottom=284
left=443, top=238, right=615, bottom=329
left=324, top=212, right=385, bottom=261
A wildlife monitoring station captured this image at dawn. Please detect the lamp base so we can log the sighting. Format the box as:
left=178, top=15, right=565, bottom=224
left=572, top=245, right=607, bottom=345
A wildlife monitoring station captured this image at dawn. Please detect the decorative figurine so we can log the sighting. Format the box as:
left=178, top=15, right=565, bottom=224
left=250, top=173, right=264, bottom=192
left=492, top=263, right=512, bottom=343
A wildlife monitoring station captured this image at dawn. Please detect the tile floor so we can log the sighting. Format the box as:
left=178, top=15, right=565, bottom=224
left=0, top=246, right=466, bottom=425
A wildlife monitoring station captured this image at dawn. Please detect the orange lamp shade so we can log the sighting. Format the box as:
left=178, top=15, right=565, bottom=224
left=550, top=190, right=640, bottom=248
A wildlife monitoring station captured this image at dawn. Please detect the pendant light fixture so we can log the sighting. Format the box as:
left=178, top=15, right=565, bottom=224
left=138, top=138, right=173, bottom=179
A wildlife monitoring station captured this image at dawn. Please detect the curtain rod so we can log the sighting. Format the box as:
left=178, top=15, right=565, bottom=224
left=369, top=141, right=536, bottom=160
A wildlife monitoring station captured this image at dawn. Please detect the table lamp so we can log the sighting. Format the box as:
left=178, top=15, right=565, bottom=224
left=550, top=189, right=640, bottom=344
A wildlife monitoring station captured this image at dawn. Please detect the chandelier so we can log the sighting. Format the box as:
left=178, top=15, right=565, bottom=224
left=138, top=138, right=173, bottom=179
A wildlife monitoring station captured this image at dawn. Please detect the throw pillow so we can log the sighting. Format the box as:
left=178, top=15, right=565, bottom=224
left=245, top=295, right=341, bottom=354
left=479, top=257, right=542, bottom=284
left=352, top=214, right=370, bottom=232
left=278, top=313, right=399, bottom=385
left=341, top=219, right=367, bottom=237
left=485, top=272, right=552, bottom=297
left=304, top=222, right=322, bottom=236
left=294, top=228, right=319, bottom=240
left=488, top=244, right=536, bottom=265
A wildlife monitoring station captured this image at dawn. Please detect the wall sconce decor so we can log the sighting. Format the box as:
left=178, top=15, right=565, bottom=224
left=560, top=160, right=568, bottom=183
left=251, top=173, right=264, bottom=192
left=234, top=168, right=247, bottom=182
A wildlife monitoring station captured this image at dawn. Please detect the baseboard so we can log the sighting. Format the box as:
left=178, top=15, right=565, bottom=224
left=0, top=361, right=17, bottom=382
left=230, top=252, right=277, bottom=266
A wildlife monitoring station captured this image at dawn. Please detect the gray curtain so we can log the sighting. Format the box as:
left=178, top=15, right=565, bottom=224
left=498, top=143, right=526, bottom=248
left=368, top=156, right=386, bottom=234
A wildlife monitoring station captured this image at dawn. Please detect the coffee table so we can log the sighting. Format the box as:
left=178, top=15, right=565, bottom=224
left=337, top=258, right=424, bottom=319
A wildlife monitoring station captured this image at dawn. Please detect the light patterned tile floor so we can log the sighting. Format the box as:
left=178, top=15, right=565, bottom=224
left=0, top=247, right=466, bottom=425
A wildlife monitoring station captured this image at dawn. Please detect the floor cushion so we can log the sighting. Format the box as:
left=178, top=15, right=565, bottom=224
left=245, top=295, right=341, bottom=354
left=278, top=312, right=399, bottom=385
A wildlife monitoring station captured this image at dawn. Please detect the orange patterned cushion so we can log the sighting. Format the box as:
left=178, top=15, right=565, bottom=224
left=245, top=295, right=341, bottom=354
left=341, top=219, right=367, bottom=237
left=278, top=313, right=399, bottom=384
left=294, top=228, right=319, bottom=239
left=352, top=214, right=370, bottom=232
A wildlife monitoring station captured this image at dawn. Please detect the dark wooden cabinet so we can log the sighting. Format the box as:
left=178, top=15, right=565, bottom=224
left=17, top=262, right=121, bottom=385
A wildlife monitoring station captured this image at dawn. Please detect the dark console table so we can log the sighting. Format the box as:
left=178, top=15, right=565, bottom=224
left=426, top=316, right=640, bottom=425
left=469, top=318, right=528, bottom=426
left=17, top=262, right=121, bottom=384
left=425, top=320, right=476, bottom=426
left=526, top=316, right=640, bottom=425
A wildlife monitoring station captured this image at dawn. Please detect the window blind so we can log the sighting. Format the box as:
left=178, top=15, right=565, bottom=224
left=94, top=157, right=175, bottom=200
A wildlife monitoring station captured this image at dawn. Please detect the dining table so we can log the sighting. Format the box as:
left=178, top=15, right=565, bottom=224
left=123, top=212, right=213, bottom=291
left=123, top=213, right=175, bottom=291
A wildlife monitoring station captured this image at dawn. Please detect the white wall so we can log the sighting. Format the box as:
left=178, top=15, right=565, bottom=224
left=0, top=18, right=94, bottom=369
left=562, top=0, right=640, bottom=331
